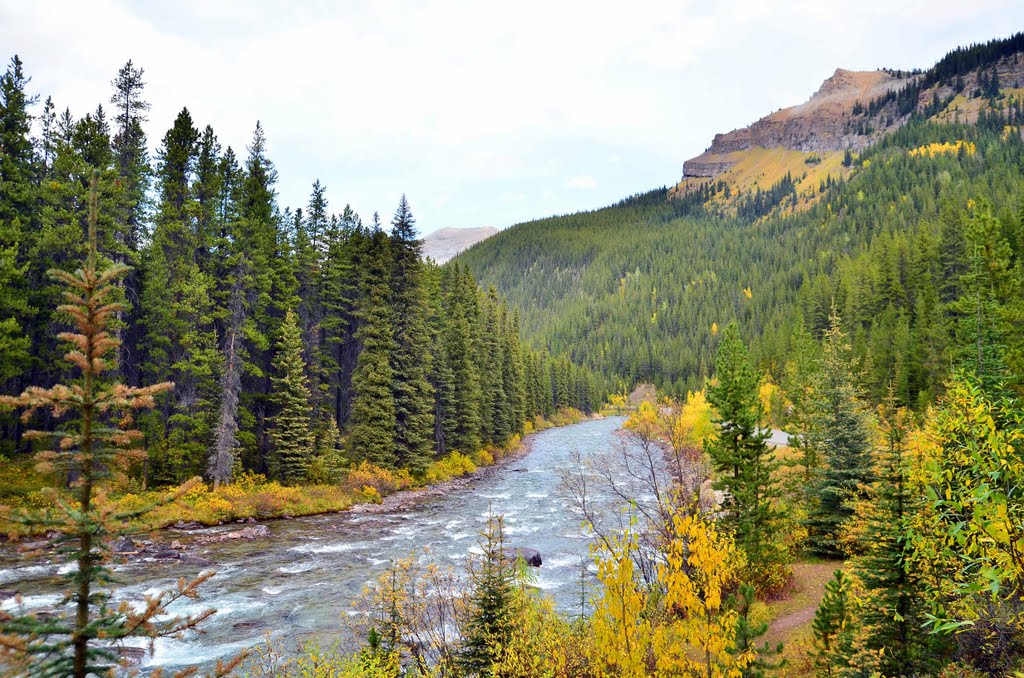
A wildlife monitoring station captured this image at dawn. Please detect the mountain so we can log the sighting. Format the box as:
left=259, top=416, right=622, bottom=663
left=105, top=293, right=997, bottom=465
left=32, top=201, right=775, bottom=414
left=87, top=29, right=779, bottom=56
left=455, top=32, right=1024, bottom=402
left=674, top=37, right=1024, bottom=214
left=682, top=68, right=903, bottom=179
left=422, top=226, right=499, bottom=263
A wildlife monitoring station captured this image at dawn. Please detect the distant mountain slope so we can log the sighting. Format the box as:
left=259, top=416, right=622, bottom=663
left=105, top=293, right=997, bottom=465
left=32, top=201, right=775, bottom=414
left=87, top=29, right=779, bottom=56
left=456, top=33, right=1024, bottom=400
left=423, top=226, right=498, bottom=263
left=683, top=68, right=904, bottom=179
left=676, top=34, right=1024, bottom=214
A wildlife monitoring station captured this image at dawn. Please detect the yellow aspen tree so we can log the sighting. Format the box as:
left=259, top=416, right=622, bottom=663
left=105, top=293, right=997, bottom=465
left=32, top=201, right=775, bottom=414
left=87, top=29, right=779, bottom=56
left=655, top=511, right=753, bottom=678
left=591, top=529, right=650, bottom=677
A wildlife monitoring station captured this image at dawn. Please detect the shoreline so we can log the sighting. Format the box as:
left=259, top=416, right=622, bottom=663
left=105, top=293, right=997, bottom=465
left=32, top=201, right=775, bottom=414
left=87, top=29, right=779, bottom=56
left=156, top=415, right=603, bottom=547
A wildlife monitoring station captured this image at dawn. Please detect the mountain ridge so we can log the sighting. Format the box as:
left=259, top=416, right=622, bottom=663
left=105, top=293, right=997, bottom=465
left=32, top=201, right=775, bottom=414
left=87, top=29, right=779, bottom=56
left=422, top=225, right=499, bottom=263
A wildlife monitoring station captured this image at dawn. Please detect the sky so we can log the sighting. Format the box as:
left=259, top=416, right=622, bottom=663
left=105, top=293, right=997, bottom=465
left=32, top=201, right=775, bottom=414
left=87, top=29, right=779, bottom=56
left=2, top=1, right=1022, bottom=235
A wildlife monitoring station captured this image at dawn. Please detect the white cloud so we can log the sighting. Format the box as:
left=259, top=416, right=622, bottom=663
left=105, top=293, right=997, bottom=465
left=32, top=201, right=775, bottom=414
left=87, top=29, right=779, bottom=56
left=565, top=175, right=598, bottom=190
left=1, top=0, right=1021, bottom=230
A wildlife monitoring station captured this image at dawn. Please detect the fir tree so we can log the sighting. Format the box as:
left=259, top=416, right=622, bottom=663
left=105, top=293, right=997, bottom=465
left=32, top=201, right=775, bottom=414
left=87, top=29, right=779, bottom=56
left=805, top=310, right=873, bottom=558
left=442, top=272, right=482, bottom=455
left=810, top=570, right=860, bottom=677
left=269, top=309, right=315, bottom=483
left=0, top=173, right=235, bottom=678
left=0, top=55, right=35, bottom=422
left=706, top=323, right=786, bottom=590
left=348, top=228, right=397, bottom=467
left=731, top=583, right=785, bottom=677
left=460, top=513, right=518, bottom=676
left=108, top=60, right=151, bottom=387
left=388, top=196, right=435, bottom=474
left=853, top=394, right=942, bottom=676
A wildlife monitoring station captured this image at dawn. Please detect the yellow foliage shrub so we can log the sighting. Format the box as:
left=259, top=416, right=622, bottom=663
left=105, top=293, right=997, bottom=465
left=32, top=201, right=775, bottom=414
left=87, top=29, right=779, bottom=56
left=424, top=452, right=477, bottom=484
left=359, top=485, right=382, bottom=504
left=909, top=140, right=976, bottom=158
left=473, top=449, right=494, bottom=467
left=340, top=462, right=413, bottom=497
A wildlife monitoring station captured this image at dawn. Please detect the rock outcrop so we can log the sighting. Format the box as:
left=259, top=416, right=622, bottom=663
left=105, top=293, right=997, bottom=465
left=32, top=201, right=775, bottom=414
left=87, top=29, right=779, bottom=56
left=683, top=69, right=908, bottom=179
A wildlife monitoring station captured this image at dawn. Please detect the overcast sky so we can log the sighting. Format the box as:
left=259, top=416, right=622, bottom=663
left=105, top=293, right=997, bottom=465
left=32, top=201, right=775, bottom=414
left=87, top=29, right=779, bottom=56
left=2, top=1, right=1022, bottom=234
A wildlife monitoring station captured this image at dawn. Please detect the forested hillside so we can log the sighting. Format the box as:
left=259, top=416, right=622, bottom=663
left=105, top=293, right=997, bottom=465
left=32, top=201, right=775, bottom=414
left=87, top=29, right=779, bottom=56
left=0, top=57, right=604, bottom=488
left=457, top=34, right=1024, bottom=407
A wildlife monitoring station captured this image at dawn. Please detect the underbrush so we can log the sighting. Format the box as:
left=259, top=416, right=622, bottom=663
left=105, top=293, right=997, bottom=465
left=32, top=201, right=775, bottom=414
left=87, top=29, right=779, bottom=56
left=0, top=409, right=590, bottom=535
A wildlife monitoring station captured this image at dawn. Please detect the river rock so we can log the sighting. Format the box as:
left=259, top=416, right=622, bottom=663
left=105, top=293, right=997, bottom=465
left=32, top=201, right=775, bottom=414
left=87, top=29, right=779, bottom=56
left=507, top=547, right=542, bottom=567
left=194, top=524, right=269, bottom=545
left=112, top=536, right=137, bottom=554
left=17, top=540, right=49, bottom=553
left=171, top=521, right=203, bottom=531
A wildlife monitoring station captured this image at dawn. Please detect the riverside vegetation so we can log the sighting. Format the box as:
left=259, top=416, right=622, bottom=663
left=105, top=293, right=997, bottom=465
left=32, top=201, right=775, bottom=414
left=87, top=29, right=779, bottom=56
left=1, top=32, right=1024, bottom=678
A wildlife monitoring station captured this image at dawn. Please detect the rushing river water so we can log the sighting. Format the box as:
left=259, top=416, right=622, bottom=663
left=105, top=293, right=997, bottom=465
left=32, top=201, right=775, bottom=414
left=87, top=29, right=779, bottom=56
left=0, top=416, right=643, bottom=672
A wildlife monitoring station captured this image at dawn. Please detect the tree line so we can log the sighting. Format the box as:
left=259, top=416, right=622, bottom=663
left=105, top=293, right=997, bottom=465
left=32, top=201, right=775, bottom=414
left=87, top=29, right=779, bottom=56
left=0, top=55, right=604, bottom=488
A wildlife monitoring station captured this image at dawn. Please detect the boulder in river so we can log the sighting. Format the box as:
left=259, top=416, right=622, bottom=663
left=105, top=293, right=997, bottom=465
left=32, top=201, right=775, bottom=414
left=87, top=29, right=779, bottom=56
left=506, top=547, right=542, bottom=567
left=112, top=536, right=137, bottom=554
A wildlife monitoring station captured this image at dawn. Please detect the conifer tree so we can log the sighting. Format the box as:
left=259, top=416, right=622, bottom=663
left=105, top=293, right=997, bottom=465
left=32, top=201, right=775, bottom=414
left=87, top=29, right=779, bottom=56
left=269, top=309, right=315, bottom=483
left=348, top=228, right=397, bottom=467
left=451, top=304, right=483, bottom=453
left=730, top=583, right=785, bottom=677
left=141, top=107, right=220, bottom=483
left=388, top=196, right=434, bottom=474
left=853, top=394, right=940, bottom=676
left=460, top=513, right=518, bottom=675
left=0, top=173, right=235, bottom=678
left=809, top=571, right=860, bottom=677
left=706, top=323, right=786, bottom=590
left=0, top=55, right=35, bottom=427
left=805, top=310, right=873, bottom=558
left=108, top=60, right=151, bottom=386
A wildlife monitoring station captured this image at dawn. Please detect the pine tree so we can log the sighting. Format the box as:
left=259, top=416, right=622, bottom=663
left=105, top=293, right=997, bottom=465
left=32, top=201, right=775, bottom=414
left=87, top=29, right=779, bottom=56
left=460, top=513, right=518, bottom=675
left=388, top=196, right=434, bottom=474
left=141, top=107, right=220, bottom=484
left=805, top=310, right=873, bottom=558
left=809, top=571, right=860, bottom=677
left=321, top=206, right=365, bottom=430
left=234, top=122, right=284, bottom=472
left=348, top=228, right=397, bottom=467
left=441, top=271, right=482, bottom=455
left=108, top=60, right=151, bottom=386
left=0, top=173, right=235, bottom=678
left=0, top=55, right=35, bottom=440
left=730, top=583, right=785, bottom=677
left=706, top=323, right=786, bottom=590
left=853, top=394, right=941, bottom=676
left=269, top=309, right=315, bottom=483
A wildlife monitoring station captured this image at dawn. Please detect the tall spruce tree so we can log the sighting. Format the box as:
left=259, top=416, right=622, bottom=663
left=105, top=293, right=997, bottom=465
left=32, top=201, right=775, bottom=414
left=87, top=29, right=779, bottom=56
left=0, top=55, right=35, bottom=443
left=109, top=60, right=151, bottom=386
left=853, top=394, right=941, bottom=675
left=269, top=309, right=315, bottom=483
left=348, top=228, right=397, bottom=467
left=459, top=513, right=518, bottom=675
left=440, top=269, right=482, bottom=454
left=706, top=323, right=786, bottom=589
left=805, top=310, right=874, bottom=558
left=388, top=196, right=434, bottom=474
left=141, top=107, right=220, bottom=484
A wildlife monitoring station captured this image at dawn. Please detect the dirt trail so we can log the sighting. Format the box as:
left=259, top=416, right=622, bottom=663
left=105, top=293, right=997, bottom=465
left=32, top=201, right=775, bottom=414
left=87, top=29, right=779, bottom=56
left=763, top=561, right=841, bottom=646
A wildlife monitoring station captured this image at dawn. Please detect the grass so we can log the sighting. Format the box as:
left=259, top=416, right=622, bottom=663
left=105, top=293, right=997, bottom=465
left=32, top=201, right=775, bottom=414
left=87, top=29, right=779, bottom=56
left=673, top=147, right=852, bottom=217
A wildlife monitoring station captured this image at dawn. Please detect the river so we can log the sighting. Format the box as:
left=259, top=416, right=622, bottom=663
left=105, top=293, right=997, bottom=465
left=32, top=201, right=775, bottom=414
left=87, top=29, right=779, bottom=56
left=0, top=415, right=643, bottom=672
